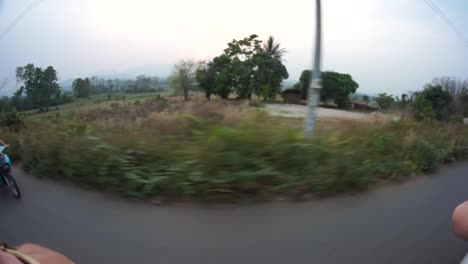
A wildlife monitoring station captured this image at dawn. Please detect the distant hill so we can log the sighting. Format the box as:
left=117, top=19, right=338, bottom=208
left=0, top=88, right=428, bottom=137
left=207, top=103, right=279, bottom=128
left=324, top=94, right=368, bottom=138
left=94, top=64, right=172, bottom=80
left=59, top=79, right=74, bottom=91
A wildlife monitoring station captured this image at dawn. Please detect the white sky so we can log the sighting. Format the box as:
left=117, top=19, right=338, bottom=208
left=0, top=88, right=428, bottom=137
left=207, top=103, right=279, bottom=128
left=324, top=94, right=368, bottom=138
left=0, top=0, right=467, bottom=95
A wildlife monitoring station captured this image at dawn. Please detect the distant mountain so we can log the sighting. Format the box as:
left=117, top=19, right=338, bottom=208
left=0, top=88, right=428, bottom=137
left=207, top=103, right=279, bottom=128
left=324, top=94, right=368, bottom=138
left=59, top=79, right=74, bottom=91
left=94, top=64, right=172, bottom=80
left=127, top=64, right=172, bottom=78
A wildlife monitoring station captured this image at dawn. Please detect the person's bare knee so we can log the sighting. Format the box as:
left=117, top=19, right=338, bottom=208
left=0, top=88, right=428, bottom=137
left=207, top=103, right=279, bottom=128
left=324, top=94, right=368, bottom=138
left=453, top=201, right=468, bottom=240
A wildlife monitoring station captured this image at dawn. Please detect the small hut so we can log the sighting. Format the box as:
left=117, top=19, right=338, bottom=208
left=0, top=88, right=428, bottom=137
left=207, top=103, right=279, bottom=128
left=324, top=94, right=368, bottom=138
left=352, top=99, right=380, bottom=111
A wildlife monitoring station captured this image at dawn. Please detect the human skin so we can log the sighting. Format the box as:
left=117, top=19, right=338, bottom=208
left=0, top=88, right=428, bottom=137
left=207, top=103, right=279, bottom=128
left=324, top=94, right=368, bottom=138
left=453, top=201, right=468, bottom=240
left=0, top=244, right=74, bottom=264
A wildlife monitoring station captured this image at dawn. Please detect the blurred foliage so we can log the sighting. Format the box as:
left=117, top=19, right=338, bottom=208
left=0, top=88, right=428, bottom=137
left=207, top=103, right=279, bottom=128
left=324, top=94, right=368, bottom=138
left=297, top=70, right=359, bottom=109
left=374, top=93, right=396, bottom=110
left=412, top=85, right=454, bottom=121
left=4, top=99, right=468, bottom=201
left=196, top=35, right=289, bottom=101
left=0, top=109, right=25, bottom=132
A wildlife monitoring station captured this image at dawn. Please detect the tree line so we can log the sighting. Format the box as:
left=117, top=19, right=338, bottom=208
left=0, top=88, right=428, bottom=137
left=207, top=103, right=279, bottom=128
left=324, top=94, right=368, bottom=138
left=1, top=34, right=466, bottom=123
left=374, top=77, right=468, bottom=121
left=0, top=64, right=73, bottom=112
left=170, top=35, right=289, bottom=101
left=0, top=63, right=169, bottom=113
left=73, top=75, right=166, bottom=98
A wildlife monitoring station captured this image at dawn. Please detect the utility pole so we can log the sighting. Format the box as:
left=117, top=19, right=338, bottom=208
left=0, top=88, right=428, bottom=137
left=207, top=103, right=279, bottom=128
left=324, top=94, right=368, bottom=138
left=305, top=0, right=322, bottom=138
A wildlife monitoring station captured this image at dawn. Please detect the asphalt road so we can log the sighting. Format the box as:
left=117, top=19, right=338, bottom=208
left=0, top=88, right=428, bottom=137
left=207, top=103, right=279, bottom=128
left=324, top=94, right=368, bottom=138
left=1, top=164, right=468, bottom=264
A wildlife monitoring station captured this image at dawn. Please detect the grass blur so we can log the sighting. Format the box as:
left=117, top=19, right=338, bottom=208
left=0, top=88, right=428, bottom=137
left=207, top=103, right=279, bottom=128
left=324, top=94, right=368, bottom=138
left=3, top=97, right=468, bottom=201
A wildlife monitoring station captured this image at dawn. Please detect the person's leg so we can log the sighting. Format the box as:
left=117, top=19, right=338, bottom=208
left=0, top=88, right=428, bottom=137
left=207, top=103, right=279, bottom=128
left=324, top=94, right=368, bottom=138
left=0, top=250, right=21, bottom=264
left=453, top=201, right=468, bottom=240
left=1, top=244, right=74, bottom=264
left=17, top=244, right=75, bottom=264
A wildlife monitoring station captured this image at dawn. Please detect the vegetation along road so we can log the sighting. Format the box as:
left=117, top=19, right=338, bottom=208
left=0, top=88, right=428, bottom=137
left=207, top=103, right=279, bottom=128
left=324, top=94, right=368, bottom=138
left=1, top=164, right=468, bottom=264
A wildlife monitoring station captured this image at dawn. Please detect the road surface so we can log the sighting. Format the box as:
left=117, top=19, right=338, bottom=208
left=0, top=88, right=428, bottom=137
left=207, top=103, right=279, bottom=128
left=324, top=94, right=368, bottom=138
left=1, top=164, right=468, bottom=264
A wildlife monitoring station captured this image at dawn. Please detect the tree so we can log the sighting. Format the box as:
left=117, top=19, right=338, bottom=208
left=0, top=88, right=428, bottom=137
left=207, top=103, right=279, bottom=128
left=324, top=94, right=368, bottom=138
left=170, top=60, right=197, bottom=101
left=298, top=70, right=358, bottom=108
left=196, top=35, right=288, bottom=101
left=299, top=70, right=311, bottom=100
left=196, top=60, right=216, bottom=100
left=254, top=36, right=289, bottom=100
left=263, top=36, right=286, bottom=60
left=73, top=78, right=91, bottom=98
left=223, top=34, right=263, bottom=99
left=43, top=66, right=61, bottom=107
left=412, top=85, right=453, bottom=121
left=89, top=77, right=108, bottom=94
left=16, top=64, right=61, bottom=111
left=363, top=95, right=370, bottom=103
left=374, top=93, right=395, bottom=110
left=212, top=55, right=235, bottom=99
left=429, top=76, right=468, bottom=116
left=106, top=79, right=114, bottom=92
left=322, top=72, right=355, bottom=108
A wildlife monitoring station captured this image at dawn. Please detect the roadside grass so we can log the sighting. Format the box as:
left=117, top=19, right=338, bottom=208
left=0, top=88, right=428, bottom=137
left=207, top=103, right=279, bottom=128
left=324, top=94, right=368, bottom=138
left=3, top=98, right=468, bottom=201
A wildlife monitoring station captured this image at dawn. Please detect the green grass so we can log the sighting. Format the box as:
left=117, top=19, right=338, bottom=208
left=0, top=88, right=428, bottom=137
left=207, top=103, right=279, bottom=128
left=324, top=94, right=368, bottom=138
left=3, top=98, right=468, bottom=202
left=26, top=91, right=169, bottom=120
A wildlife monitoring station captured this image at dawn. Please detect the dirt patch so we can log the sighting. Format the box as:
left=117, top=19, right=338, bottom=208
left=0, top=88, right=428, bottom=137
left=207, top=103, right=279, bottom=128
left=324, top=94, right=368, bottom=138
left=265, top=104, right=393, bottom=122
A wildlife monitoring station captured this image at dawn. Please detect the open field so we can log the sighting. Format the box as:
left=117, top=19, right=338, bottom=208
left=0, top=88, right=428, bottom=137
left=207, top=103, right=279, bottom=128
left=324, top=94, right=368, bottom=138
left=24, top=91, right=170, bottom=117
left=266, top=103, right=397, bottom=122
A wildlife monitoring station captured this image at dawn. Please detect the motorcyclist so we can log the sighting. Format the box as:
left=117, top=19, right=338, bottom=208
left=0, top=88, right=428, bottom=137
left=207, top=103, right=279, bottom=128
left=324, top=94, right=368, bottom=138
left=0, top=139, right=9, bottom=185
left=0, top=139, right=8, bottom=153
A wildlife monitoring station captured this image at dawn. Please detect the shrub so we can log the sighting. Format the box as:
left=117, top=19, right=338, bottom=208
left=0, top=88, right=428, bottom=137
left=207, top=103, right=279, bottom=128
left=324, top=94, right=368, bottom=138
left=9, top=100, right=468, bottom=201
left=0, top=109, right=25, bottom=132
left=374, top=93, right=395, bottom=110
left=408, top=140, right=439, bottom=173
left=451, top=114, right=464, bottom=124
left=412, top=85, right=453, bottom=121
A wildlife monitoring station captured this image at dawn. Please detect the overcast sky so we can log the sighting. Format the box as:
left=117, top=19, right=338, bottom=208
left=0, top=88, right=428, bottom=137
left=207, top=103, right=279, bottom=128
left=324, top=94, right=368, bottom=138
left=0, top=0, right=467, bottom=95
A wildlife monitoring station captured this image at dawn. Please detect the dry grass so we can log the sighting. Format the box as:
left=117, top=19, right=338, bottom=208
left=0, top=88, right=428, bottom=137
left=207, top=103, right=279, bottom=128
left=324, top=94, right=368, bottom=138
left=8, top=96, right=468, bottom=201
left=77, top=97, right=253, bottom=130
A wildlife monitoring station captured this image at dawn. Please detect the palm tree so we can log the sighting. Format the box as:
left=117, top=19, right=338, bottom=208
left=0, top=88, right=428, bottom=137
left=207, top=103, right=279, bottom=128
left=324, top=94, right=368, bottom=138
left=263, top=36, right=286, bottom=60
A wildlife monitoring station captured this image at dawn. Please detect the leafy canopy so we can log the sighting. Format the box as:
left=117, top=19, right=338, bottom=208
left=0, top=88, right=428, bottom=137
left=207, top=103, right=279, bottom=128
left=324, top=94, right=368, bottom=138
left=196, top=35, right=289, bottom=100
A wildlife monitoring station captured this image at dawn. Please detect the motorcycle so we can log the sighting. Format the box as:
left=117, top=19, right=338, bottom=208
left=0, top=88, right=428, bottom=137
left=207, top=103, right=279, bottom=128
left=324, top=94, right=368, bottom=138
left=0, top=145, right=21, bottom=199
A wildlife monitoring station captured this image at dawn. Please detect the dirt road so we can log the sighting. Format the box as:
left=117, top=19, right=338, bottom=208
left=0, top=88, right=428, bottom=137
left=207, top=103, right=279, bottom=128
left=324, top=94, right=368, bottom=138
left=266, top=104, right=393, bottom=121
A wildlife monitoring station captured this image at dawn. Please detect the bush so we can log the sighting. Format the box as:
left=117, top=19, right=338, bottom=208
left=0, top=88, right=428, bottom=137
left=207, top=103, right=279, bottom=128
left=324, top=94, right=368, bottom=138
left=0, top=110, right=25, bottom=132
left=408, top=140, right=439, bottom=173
left=412, top=85, right=453, bottom=121
left=374, top=93, right=395, bottom=110
left=9, top=100, right=468, bottom=201
left=451, top=114, right=464, bottom=123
